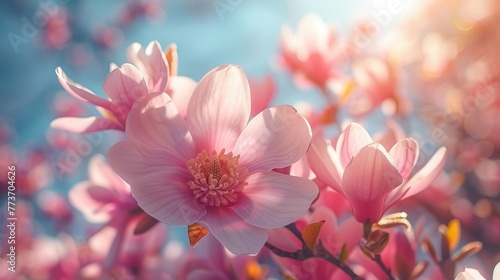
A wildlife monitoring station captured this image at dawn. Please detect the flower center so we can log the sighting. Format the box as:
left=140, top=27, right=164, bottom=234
left=186, top=149, right=249, bottom=207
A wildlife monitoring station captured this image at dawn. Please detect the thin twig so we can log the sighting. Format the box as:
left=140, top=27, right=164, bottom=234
left=285, top=223, right=304, bottom=242
left=374, top=254, right=395, bottom=280
left=264, top=241, right=362, bottom=280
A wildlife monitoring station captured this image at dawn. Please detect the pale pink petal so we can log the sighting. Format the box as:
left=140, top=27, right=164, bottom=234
left=103, top=63, right=149, bottom=108
left=249, top=75, right=275, bottom=116
left=131, top=171, right=207, bottom=225
left=297, top=13, right=329, bottom=53
left=455, top=268, right=486, bottom=280
left=108, top=139, right=181, bottom=183
left=493, top=262, right=500, bottom=280
left=109, top=62, right=118, bottom=71
left=342, top=144, right=403, bottom=223
left=307, top=134, right=343, bottom=193
left=187, top=65, right=251, bottom=152
left=290, top=154, right=314, bottom=179
left=199, top=207, right=268, bottom=254
left=336, top=123, right=374, bottom=168
left=388, top=138, right=419, bottom=180
left=51, top=117, right=123, bottom=133
left=88, top=155, right=129, bottom=195
left=125, top=92, right=195, bottom=162
left=55, top=67, right=116, bottom=112
left=68, top=182, right=115, bottom=223
left=387, top=147, right=447, bottom=206
left=127, top=41, right=169, bottom=92
left=230, top=171, right=318, bottom=228
left=233, top=105, right=311, bottom=173
left=167, top=75, right=197, bottom=117
left=374, top=119, right=405, bottom=150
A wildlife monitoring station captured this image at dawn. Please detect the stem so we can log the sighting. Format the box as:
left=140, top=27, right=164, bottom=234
left=285, top=222, right=304, bottom=242
left=316, top=241, right=362, bottom=279
left=265, top=240, right=362, bottom=279
left=264, top=242, right=311, bottom=260
left=374, top=254, right=395, bottom=280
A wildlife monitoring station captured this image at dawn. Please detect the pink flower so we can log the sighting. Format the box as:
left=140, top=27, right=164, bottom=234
left=248, top=74, right=276, bottom=117
left=69, top=155, right=158, bottom=269
left=52, top=41, right=196, bottom=133
left=69, top=155, right=138, bottom=224
left=108, top=65, right=318, bottom=254
left=279, top=13, right=346, bottom=91
left=347, top=57, right=408, bottom=116
left=52, top=62, right=155, bottom=133
left=308, top=122, right=447, bottom=223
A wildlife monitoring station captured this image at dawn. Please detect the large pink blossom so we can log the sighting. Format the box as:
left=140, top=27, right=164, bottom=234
left=308, top=122, right=447, bottom=223
left=108, top=65, right=318, bottom=254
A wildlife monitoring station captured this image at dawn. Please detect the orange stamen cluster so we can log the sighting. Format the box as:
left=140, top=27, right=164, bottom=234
left=186, top=149, right=249, bottom=207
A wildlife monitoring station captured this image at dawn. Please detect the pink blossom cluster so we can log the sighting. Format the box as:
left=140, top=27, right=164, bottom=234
left=7, top=3, right=500, bottom=278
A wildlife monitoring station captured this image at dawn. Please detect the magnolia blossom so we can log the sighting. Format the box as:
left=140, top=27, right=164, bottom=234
left=52, top=41, right=195, bottom=133
left=69, top=155, right=157, bottom=269
left=347, top=57, right=408, bottom=116
left=309, top=122, right=447, bottom=223
left=279, top=13, right=346, bottom=91
left=108, top=65, right=318, bottom=254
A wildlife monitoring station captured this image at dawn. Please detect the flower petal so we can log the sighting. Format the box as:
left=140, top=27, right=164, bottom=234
left=336, top=122, right=374, bottom=168
left=88, top=155, right=129, bottom=195
left=127, top=41, right=169, bottom=92
left=55, top=67, right=116, bottom=112
left=199, top=207, right=268, bottom=254
left=249, top=75, right=275, bottom=117
left=388, top=138, right=419, bottom=180
left=307, top=134, right=343, bottom=193
left=230, top=171, right=318, bottom=228
left=387, top=147, right=447, bottom=206
left=103, top=63, right=149, bottom=109
left=126, top=92, right=195, bottom=162
left=68, top=182, right=115, bottom=223
left=187, top=65, right=251, bottom=152
left=455, top=268, right=486, bottom=280
left=233, top=105, right=311, bottom=173
left=51, top=117, right=123, bottom=133
left=167, top=75, right=197, bottom=118
left=342, top=143, right=403, bottom=223
left=108, top=139, right=181, bottom=183
left=131, top=171, right=207, bottom=225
